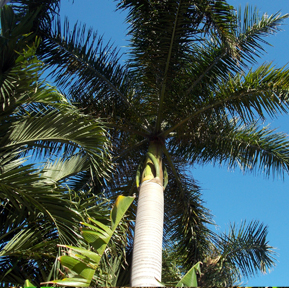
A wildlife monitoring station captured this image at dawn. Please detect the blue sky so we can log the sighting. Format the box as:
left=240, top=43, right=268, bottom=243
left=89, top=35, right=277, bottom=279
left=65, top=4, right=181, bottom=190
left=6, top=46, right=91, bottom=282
left=59, top=0, right=289, bottom=286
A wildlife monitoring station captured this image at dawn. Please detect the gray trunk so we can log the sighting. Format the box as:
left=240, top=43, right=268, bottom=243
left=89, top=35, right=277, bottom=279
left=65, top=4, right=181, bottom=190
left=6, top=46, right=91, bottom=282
left=131, top=180, right=164, bottom=286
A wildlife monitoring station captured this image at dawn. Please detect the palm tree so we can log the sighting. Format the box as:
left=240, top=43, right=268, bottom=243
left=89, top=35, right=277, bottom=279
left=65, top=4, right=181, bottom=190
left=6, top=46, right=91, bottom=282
left=5, top=0, right=289, bottom=286
left=0, top=5, right=113, bottom=286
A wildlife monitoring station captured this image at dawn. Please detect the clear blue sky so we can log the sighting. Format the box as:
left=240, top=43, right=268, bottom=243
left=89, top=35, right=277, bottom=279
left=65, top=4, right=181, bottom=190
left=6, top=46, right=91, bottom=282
left=59, top=0, right=289, bottom=286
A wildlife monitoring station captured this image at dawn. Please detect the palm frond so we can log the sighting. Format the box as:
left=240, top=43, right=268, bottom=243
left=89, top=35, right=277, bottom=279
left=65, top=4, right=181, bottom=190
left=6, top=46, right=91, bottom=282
left=172, top=117, right=289, bottom=177
left=39, top=19, right=131, bottom=108
left=164, top=176, right=214, bottom=267
left=198, top=220, right=275, bottom=286
left=117, top=0, right=236, bottom=132
left=9, top=0, right=60, bottom=33
left=0, top=189, right=122, bottom=286
left=217, top=64, right=289, bottom=120
left=3, top=109, right=111, bottom=176
left=37, top=16, right=152, bottom=134
left=162, top=147, right=214, bottom=268
left=117, top=0, right=234, bottom=75
left=183, top=8, right=289, bottom=97
left=235, top=6, right=289, bottom=65
left=162, top=63, right=289, bottom=138
left=41, top=155, right=90, bottom=185
left=216, top=220, right=276, bottom=278
left=0, top=5, right=115, bottom=286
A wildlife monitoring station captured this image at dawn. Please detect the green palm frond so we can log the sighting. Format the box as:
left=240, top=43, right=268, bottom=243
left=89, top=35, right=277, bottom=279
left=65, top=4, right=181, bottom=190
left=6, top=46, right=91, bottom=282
left=0, top=190, right=121, bottom=286
left=39, top=18, right=130, bottom=105
left=0, top=161, right=78, bottom=244
left=0, top=7, right=75, bottom=115
left=221, top=122, right=289, bottom=176
left=117, top=0, right=234, bottom=73
left=217, top=220, right=276, bottom=278
left=179, top=7, right=289, bottom=99
left=41, top=195, right=134, bottom=287
left=117, top=0, right=236, bottom=132
left=172, top=117, right=289, bottom=177
left=9, top=0, right=60, bottom=33
left=213, top=64, right=289, bottom=120
left=37, top=17, right=151, bottom=134
left=198, top=221, right=275, bottom=286
left=0, top=7, right=37, bottom=111
left=0, top=7, right=112, bottom=178
left=4, top=109, right=111, bottom=176
left=235, top=6, right=288, bottom=65
left=161, top=248, right=185, bottom=285
left=163, top=63, right=289, bottom=139
left=161, top=147, right=214, bottom=267
left=163, top=164, right=214, bottom=268
left=41, top=155, right=90, bottom=184
left=0, top=5, right=114, bottom=286
left=0, top=204, right=60, bottom=285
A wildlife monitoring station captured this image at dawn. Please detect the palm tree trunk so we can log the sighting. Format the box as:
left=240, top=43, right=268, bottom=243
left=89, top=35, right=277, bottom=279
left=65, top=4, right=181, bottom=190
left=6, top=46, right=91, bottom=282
left=131, top=141, right=164, bottom=287
left=131, top=181, right=164, bottom=286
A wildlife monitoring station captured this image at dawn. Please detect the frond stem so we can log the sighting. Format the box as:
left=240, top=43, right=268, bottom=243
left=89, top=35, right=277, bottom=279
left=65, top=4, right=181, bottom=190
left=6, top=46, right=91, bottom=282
left=155, top=0, right=182, bottom=132
left=159, top=88, right=286, bottom=138
left=163, top=145, right=183, bottom=190
left=185, top=50, right=226, bottom=96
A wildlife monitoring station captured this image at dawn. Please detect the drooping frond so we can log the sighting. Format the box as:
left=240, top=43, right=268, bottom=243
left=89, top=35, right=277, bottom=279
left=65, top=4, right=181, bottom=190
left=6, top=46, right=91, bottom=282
left=211, top=64, right=289, bottom=121
left=218, top=121, right=289, bottom=177
left=0, top=151, right=84, bottom=244
left=197, top=221, right=275, bottom=286
left=162, top=147, right=214, bottom=268
left=37, top=16, right=152, bottom=136
left=3, top=109, right=111, bottom=177
left=40, top=20, right=130, bottom=110
left=41, top=155, right=90, bottom=185
left=0, top=189, right=119, bottom=286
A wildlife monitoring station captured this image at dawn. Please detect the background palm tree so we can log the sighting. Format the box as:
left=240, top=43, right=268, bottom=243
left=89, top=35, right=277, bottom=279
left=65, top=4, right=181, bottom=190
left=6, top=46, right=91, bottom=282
left=2, top=0, right=289, bottom=286
left=0, top=5, right=115, bottom=286
left=162, top=220, right=275, bottom=286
